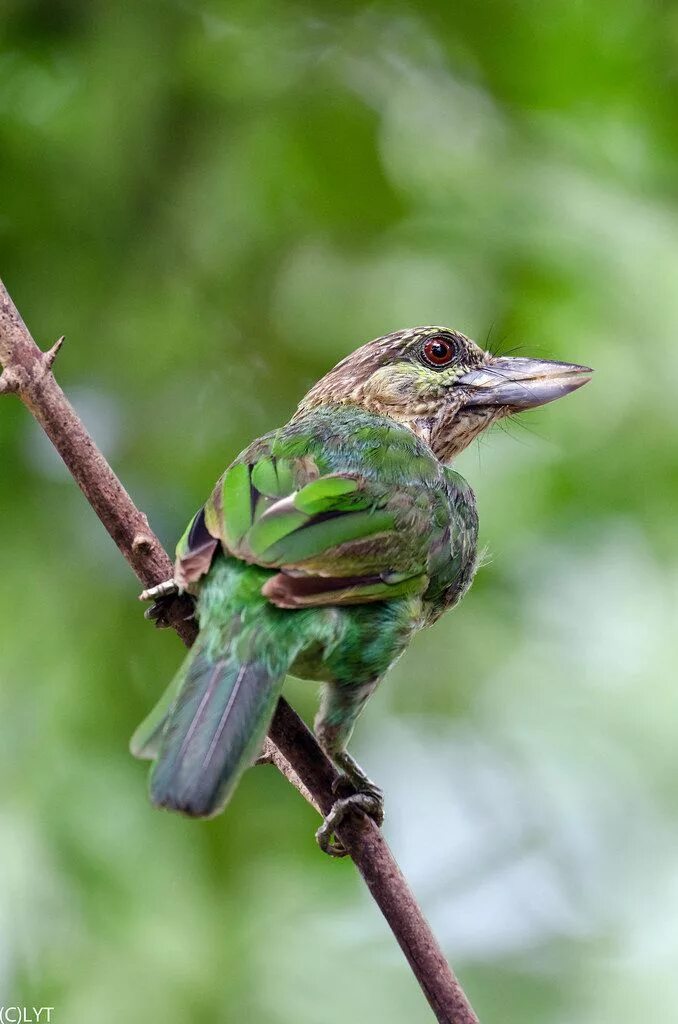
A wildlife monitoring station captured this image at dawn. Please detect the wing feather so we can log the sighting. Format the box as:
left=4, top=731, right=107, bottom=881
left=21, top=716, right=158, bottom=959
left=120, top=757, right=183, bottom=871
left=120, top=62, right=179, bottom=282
left=175, top=438, right=437, bottom=607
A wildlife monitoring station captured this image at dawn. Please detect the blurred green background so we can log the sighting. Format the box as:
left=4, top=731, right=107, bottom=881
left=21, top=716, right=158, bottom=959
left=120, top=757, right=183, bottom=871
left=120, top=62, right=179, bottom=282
left=2, top=1, right=678, bottom=1021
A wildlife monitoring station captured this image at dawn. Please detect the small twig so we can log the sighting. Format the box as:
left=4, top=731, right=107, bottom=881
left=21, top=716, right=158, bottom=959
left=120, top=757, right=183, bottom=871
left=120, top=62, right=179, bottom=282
left=43, top=334, right=65, bottom=371
left=258, top=738, right=321, bottom=813
left=0, top=278, right=479, bottom=1024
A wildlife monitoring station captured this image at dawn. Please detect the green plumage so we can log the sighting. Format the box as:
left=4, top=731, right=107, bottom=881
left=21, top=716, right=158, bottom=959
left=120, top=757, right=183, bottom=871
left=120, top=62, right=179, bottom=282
left=132, top=326, right=590, bottom=840
left=134, top=407, right=478, bottom=817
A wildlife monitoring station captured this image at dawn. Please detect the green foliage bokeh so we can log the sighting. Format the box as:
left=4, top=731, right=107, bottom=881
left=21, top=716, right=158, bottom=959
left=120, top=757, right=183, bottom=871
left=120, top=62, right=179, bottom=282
left=1, top=2, right=678, bottom=1021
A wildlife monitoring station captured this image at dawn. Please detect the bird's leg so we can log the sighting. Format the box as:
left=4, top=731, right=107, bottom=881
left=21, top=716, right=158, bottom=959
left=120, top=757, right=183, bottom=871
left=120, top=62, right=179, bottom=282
left=314, top=679, right=383, bottom=857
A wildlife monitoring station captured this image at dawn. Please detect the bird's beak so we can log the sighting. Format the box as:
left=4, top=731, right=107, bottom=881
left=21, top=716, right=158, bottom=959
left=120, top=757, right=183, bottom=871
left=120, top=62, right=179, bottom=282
left=457, top=356, right=593, bottom=410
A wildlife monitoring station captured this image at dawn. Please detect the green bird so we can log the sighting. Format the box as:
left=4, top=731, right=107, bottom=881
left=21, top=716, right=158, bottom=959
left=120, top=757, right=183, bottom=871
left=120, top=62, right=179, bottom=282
left=131, top=327, right=591, bottom=854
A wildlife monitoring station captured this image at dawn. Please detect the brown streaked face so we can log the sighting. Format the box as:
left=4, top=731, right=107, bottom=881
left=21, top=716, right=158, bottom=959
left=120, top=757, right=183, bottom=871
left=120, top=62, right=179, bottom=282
left=297, top=326, right=592, bottom=463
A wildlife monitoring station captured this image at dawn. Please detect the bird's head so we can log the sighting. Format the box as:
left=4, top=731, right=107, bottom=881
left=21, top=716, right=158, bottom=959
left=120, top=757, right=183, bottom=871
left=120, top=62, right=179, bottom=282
left=297, top=326, right=592, bottom=462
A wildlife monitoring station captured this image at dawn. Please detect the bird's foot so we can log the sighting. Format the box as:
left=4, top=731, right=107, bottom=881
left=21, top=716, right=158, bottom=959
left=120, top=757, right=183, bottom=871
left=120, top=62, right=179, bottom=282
left=315, top=777, right=384, bottom=858
left=138, top=579, right=194, bottom=629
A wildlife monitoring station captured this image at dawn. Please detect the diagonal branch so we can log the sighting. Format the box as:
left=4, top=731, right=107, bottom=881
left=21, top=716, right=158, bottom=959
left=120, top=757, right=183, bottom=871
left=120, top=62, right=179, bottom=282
left=0, top=278, right=479, bottom=1024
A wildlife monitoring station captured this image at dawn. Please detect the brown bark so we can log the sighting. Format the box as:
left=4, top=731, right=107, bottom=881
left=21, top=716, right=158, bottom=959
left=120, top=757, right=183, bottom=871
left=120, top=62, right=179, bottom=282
left=0, top=278, right=479, bottom=1024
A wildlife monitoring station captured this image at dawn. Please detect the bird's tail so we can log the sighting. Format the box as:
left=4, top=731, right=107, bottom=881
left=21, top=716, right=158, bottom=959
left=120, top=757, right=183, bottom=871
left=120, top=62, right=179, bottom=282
left=130, top=561, right=297, bottom=818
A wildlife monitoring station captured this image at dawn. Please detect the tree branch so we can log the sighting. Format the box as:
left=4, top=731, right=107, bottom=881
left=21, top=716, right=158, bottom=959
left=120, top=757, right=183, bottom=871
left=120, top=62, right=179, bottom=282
left=0, top=278, right=479, bottom=1024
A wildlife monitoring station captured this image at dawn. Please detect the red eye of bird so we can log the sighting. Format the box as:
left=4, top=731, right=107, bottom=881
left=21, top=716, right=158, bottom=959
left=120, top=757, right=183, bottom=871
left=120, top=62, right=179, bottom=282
left=422, top=336, right=456, bottom=367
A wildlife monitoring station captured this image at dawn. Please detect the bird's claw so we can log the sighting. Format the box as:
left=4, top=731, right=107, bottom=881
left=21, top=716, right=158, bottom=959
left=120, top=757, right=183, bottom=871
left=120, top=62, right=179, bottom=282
left=139, top=581, right=195, bottom=629
left=331, top=774, right=356, bottom=800
left=143, top=597, right=176, bottom=628
left=315, top=785, right=385, bottom=858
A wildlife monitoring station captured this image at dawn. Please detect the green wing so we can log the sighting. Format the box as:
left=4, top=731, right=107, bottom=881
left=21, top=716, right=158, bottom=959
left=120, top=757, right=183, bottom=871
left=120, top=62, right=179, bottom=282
left=176, top=450, right=432, bottom=608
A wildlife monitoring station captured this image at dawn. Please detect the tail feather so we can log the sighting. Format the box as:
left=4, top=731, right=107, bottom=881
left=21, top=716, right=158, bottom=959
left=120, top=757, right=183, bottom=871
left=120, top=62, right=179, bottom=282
left=149, top=637, right=287, bottom=818
left=130, top=669, right=185, bottom=761
left=132, top=557, right=303, bottom=819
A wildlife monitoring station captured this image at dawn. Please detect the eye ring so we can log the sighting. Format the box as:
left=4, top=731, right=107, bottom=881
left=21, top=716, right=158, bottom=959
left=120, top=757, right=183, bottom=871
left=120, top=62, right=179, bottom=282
left=421, top=336, right=457, bottom=368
